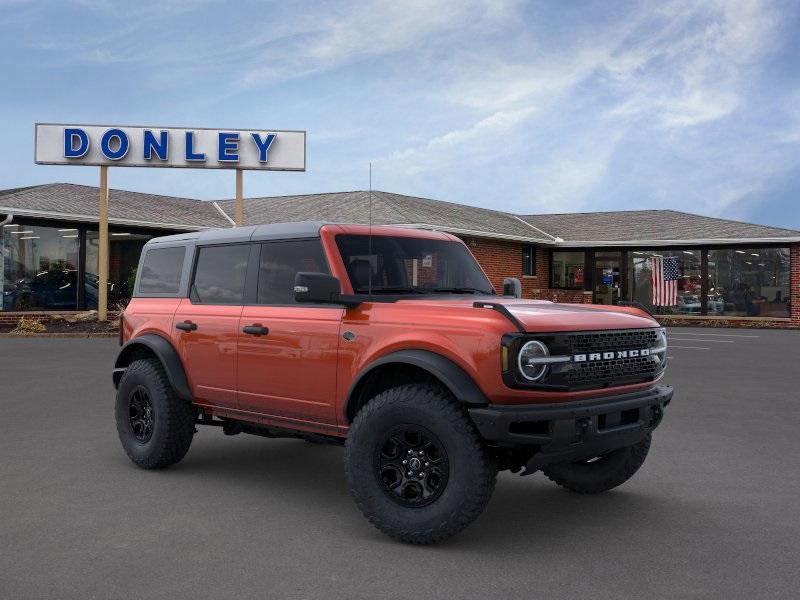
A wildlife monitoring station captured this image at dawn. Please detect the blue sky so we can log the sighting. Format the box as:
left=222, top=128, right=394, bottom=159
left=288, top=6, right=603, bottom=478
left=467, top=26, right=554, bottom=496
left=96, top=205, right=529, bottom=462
left=1, top=0, right=799, bottom=228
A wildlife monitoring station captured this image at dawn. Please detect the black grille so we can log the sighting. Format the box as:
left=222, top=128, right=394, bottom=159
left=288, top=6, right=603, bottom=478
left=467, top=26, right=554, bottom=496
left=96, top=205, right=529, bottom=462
left=567, top=354, right=660, bottom=387
left=568, top=329, right=660, bottom=354
left=506, top=328, right=666, bottom=391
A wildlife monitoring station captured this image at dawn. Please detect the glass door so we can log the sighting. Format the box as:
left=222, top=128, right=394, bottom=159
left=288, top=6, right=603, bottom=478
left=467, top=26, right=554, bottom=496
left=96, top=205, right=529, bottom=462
left=593, top=251, right=622, bottom=305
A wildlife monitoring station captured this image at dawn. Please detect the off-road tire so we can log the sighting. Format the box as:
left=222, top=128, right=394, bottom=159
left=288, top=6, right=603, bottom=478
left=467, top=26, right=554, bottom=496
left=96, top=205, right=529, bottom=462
left=542, top=434, right=652, bottom=494
left=344, top=383, right=497, bottom=544
left=115, top=358, right=195, bottom=469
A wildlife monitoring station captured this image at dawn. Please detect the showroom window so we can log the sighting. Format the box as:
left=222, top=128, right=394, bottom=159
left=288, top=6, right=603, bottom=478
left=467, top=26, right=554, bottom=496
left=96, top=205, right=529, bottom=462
left=551, top=251, right=585, bottom=289
left=707, top=248, right=790, bottom=318
left=1, top=223, right=80, bottom=311
left=522, top=245, right=536, bottom=276
left=627, top=249, right=702, bottom=315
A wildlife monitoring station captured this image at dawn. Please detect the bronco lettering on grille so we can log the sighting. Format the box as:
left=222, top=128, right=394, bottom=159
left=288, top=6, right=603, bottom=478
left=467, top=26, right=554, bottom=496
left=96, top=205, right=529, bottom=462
left=573, top=348, right=652, bottom=362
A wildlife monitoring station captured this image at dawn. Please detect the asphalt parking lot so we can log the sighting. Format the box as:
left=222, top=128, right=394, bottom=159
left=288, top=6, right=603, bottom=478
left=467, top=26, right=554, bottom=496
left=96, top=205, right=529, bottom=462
left=1, top=327, right=799, bottom=599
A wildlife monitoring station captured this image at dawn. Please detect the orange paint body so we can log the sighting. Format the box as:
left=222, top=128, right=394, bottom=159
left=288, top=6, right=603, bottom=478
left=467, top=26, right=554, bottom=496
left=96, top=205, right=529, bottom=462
left=122, top=224, right=662, bottom=437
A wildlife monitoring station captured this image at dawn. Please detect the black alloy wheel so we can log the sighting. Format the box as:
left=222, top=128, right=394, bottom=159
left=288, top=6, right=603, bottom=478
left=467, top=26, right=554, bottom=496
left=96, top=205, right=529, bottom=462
left=128, top=386, right=154, bottom=443
left=115, top=358, right=195, bottom=469
left=376, top=425, right=449, bottom=507
left=345, top=383, right=497, bottom=544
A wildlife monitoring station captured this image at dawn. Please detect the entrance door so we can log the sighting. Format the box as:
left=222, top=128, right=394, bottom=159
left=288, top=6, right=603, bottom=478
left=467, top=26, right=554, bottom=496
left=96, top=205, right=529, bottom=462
left=593, top=251, right=622, bottom=305
left=236, top=239, right=342, bottom=425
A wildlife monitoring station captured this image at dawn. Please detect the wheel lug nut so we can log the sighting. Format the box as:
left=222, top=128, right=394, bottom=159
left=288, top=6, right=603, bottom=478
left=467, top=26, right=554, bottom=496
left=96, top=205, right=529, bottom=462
left=402, top=460, right=407, bottom=465
left=407, top=471, right=413, bottom=476
left=425, top=462, right=429, bottom=467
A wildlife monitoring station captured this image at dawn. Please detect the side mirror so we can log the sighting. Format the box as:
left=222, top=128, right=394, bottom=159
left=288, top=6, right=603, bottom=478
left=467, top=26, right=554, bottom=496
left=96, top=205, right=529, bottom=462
left=503, top=277, right=522, bottom=298
left=294, top=272, right=343, bottom=304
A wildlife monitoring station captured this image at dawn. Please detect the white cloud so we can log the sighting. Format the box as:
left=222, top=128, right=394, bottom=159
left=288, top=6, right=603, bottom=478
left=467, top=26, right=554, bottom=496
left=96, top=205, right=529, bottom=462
left=238, top=0, right=520, bottom=88
left=378, top=106, right=536, bottom=175
left=374, top=0, right=792, bottom=215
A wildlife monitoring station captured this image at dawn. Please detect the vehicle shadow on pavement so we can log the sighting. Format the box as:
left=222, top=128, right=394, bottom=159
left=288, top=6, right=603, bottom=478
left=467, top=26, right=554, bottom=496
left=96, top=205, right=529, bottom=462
left=128, top=432, right=709, bottom=551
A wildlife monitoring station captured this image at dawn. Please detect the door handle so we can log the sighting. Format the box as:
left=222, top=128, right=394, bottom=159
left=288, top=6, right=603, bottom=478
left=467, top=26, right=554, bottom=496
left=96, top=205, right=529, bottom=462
left=175, top=320, right=198, bottom=332
left=242, top=324, right=269, bottom=336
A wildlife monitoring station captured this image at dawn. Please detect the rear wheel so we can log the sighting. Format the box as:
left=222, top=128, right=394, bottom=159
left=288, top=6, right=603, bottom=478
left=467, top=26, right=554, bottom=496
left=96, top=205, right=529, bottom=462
left=115, top=358, right=195, bottom=469
left=542, top=434, right=652, bottom=494
left=344, top=383, right=496, bottom=544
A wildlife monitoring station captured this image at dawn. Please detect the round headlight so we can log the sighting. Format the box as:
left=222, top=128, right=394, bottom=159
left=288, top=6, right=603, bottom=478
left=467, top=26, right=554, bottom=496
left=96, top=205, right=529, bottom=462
left=517, top=340, right=550, bottom=382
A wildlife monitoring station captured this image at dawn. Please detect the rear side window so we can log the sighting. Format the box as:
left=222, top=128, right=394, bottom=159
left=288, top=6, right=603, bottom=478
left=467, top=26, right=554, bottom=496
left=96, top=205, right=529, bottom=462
left=138, top=246, right=185, bottom=295
left=191, top=244, right=250, bottom=304
left=258, top=240, right=329, bottom=304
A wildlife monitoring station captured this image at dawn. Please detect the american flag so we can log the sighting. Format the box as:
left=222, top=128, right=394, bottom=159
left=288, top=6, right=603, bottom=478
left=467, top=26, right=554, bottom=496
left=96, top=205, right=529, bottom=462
left=651, top=256, right=679, bottom=306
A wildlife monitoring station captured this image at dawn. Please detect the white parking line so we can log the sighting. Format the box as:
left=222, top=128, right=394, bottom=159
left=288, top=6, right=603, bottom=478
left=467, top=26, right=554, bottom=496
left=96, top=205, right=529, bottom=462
left=669, top=338, right=733, bottom=343
left=666, top=332, right=760, bottom=338
left=668, top=345, right=710, bottom=350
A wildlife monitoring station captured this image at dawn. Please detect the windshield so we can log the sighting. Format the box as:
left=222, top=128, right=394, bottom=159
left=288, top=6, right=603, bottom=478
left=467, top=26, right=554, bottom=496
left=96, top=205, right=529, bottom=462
left=335, top=234, right=494, bottom=295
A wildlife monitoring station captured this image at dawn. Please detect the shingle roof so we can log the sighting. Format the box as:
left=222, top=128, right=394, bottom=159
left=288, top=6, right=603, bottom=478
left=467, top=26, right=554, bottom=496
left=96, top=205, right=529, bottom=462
left=216, top=190, right=552, bottom=243
left=0, top=183, right=227, bottom=230
left=2, top=183, right=798, bottom=244
left=520, top=209, right=800, bottom=244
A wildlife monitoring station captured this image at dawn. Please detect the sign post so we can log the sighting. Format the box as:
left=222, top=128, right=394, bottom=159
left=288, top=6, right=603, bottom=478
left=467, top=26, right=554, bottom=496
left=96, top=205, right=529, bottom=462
left=235, top=168, right=244, bottom=227
left=98, top=166, right=109, bottom=320
left=34, top=123, right=306, bottom=319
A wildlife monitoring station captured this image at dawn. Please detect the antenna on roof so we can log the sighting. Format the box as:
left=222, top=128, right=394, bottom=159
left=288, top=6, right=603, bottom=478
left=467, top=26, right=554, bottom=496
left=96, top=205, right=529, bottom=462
left=368, top=162, right=373, bottom=295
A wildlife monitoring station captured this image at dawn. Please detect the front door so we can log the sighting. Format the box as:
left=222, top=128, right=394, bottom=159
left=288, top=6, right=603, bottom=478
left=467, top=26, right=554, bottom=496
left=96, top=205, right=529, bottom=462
left=593, top=251, right=622, bottom=305
left=172, top=243, right=252, bottom=408
left=236, top=239, right=342, bottom=425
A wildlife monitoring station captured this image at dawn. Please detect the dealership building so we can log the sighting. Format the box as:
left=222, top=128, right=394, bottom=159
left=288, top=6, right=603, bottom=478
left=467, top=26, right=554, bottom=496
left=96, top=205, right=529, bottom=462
left=1, top=182, right=798, bottom=328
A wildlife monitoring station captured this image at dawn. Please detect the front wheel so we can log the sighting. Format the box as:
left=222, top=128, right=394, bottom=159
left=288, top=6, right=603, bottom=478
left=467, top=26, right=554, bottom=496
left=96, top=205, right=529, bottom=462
left=542, top=434, right=652, bottom=494
left=344, top=384, right=496, bottom=544
left=115, top=358, right=195, bottom=469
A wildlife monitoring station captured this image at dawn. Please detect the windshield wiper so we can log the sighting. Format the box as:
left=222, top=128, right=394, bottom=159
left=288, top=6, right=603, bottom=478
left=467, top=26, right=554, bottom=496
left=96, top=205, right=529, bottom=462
left=429, top=287, right=492, bottom=294
left=355, top=286, right=428, bottom=295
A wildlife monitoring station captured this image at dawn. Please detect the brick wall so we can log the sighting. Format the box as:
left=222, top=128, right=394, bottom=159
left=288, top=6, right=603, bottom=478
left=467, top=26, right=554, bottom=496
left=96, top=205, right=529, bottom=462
left=459, top=236, right=592, bottom=303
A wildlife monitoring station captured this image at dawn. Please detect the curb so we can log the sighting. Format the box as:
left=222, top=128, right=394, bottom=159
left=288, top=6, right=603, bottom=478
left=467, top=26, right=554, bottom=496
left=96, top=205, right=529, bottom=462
left=0, top=332, right=118, bottom=338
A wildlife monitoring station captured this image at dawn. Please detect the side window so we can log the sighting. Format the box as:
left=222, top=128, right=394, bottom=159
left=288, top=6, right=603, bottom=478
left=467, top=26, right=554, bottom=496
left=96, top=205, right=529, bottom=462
left=257, top=240, right=329, bottom=305
left=191, top=244, right=250, bottom=304
left=138, top=246, right=185, bottom=295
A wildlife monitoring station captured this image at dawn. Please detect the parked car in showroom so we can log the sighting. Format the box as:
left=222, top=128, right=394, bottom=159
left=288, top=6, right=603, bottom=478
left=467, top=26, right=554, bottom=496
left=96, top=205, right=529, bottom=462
left=2, top=268, right=78, bottom=310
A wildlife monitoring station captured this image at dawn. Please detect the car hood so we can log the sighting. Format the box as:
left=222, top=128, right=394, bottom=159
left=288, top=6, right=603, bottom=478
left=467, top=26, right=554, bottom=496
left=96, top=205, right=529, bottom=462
left=499, top=300, right=658, bottom=333
left=398, top=296, right=659, bottom=333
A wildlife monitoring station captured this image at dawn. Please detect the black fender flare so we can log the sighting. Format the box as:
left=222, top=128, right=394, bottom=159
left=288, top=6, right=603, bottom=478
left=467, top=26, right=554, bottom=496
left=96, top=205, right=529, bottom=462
left=113, top=333, right=193, bottom=402
left=345, top=349, right=488, bottom=422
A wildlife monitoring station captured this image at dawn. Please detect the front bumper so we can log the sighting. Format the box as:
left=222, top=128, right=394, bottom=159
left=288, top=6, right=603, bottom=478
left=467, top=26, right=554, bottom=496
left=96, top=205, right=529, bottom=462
left=468, top=385, right=673, bottom=474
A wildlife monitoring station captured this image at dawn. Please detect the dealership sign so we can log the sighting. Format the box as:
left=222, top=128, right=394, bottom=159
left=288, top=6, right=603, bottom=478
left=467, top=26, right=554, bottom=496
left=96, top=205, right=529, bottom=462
left=34, top=123, right=306, bottom=171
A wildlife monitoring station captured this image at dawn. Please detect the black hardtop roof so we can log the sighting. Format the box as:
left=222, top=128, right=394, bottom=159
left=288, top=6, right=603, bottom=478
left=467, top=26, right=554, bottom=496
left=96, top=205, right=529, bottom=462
left=146, top=221, right=329, bottom=246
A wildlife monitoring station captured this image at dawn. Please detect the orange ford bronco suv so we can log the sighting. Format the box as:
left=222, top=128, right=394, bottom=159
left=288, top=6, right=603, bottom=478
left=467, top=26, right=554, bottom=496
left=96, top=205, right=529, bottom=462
left=114, top=222, right=672, bottom=544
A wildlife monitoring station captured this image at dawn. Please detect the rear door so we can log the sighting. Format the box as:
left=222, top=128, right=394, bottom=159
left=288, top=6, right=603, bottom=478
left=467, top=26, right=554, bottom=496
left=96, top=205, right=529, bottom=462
left=172, top=243, right=254, bottom=408
left=237, top=239, right=343, bottom=424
